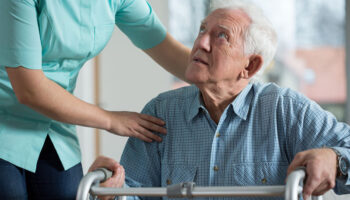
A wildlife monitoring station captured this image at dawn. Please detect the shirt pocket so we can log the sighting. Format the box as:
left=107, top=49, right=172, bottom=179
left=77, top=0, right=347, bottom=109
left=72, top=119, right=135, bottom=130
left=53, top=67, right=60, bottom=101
left=92, top=24, right=114, bottom=57
left=231, top=162, right=289, bottom=186
left=162, top=164, right=197, bottom=200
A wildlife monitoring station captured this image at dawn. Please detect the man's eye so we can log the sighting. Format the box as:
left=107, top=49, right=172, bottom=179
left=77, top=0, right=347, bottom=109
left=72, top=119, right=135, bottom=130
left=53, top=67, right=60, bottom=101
left=218, top=32, right=228, bottom=40
left=199, top=26, right=205, bottom=33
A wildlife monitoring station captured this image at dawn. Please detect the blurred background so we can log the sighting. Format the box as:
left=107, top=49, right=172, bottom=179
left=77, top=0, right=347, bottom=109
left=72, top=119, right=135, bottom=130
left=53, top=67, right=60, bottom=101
left=74, top=0, right=350, bottom=199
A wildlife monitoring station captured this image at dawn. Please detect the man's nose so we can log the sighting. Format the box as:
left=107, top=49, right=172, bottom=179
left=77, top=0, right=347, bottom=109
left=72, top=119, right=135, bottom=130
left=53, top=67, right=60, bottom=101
left=196, top=34, right=211, bottom=52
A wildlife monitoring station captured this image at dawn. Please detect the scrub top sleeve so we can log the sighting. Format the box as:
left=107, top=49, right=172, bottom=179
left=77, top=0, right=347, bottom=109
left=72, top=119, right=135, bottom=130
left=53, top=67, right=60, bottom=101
left=0, top=0, right=42, bottom=69
left=115, top=0, right=167, bottom=50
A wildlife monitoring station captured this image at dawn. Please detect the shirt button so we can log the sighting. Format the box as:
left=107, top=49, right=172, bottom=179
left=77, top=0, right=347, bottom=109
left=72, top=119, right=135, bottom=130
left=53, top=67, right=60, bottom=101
left=261, top=178, right=267, bottom=184
left=166, top=179, right=172, bottom=185
left=216, top=133, right=221, bottom=137
left=213, top=166, right=219, bottom=171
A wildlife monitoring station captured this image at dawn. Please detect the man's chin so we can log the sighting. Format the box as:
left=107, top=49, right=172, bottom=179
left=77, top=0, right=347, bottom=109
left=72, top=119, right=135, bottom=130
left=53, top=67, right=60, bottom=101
left=185, top=69, right=208, bottom=84
left=186, top=77, right=208, bottom=85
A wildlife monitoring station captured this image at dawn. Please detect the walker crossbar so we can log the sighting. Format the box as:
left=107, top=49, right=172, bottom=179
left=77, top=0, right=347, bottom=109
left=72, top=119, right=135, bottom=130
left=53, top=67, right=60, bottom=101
left=76, top=168, right=323, bottom=200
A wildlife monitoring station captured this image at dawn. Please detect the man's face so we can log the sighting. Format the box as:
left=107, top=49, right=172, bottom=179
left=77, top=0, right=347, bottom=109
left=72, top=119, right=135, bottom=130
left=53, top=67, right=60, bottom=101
left=185, top=9, right=251, bottom=85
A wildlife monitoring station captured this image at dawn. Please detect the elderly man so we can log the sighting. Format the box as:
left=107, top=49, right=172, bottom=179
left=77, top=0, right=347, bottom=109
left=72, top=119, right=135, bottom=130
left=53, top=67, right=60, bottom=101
left=91, top=1, right=350, bottom=199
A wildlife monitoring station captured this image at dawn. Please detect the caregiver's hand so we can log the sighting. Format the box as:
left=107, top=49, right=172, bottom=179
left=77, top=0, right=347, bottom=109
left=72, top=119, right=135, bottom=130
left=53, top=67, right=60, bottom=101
left=107, top=111, right=167, bottom=142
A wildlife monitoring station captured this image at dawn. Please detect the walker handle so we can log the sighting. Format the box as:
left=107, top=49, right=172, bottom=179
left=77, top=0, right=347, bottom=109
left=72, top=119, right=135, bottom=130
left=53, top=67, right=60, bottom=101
left=285, top=167, right=323, bottom=200
left=76, top=168, right=113, bottom=200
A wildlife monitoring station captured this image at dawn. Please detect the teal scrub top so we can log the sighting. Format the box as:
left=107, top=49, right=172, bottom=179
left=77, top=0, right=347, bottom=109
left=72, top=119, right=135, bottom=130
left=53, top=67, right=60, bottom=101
left=0, top=0, right=166, bottom=173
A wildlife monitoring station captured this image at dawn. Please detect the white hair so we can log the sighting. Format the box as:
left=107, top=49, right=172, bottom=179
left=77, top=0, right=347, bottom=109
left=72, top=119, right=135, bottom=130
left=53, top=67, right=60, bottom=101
left=209, top=0, right=278, bottom=77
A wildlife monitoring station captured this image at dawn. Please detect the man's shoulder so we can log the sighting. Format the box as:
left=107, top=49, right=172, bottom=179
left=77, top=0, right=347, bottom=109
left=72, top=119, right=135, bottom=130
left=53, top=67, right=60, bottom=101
left=155, top=85, right=199, bottom=102
left=142, top=85, right=198, bottom=117
left=253, top=82, right=309, bottom=105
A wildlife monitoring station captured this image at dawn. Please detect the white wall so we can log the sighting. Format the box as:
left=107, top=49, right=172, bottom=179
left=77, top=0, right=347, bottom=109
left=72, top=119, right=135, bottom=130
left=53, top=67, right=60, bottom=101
left=98, top=0, right=172, bottom=162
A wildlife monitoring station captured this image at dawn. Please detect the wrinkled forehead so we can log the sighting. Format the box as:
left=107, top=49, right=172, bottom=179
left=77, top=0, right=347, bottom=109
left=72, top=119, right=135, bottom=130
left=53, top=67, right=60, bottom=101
left=203, top=8, right=251, bottom=30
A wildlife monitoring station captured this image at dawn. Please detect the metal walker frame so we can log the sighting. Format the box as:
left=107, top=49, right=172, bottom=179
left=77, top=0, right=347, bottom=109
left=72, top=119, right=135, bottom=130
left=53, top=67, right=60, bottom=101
left=76, top=167, right=323, bottom=200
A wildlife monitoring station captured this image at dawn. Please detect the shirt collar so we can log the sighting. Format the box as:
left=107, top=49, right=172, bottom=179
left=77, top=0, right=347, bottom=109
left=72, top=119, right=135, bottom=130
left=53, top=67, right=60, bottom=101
left=188, top=87, right=205, bottom=121
left=188, top=83, right=254, bottom=121
left=230, top=83, right=254, bottom=120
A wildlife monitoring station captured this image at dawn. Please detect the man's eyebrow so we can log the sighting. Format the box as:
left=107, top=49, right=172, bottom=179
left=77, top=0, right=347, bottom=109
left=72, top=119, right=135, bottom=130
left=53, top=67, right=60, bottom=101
left=218, top=25, right=231, bottom=32
left=200, top=21, right=207, bottom=26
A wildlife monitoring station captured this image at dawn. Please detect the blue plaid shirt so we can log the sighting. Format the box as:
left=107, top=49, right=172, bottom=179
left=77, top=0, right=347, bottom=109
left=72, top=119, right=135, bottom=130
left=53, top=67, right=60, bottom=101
left=120, top=83, right=350, bottom=200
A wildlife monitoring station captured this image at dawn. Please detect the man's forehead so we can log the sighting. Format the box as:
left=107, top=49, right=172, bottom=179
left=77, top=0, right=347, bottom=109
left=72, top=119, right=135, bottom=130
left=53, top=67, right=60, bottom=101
left=202, top=8, right=251, bottom=27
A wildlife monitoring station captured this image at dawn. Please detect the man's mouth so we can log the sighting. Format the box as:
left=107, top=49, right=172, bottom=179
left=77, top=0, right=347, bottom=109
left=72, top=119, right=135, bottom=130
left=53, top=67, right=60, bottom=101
left=193, top=57, right=209, bottom=65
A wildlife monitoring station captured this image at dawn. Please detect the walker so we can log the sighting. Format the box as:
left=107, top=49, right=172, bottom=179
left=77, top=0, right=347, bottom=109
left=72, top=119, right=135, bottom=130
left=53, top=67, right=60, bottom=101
left=76, top=167, right=323, bottom=200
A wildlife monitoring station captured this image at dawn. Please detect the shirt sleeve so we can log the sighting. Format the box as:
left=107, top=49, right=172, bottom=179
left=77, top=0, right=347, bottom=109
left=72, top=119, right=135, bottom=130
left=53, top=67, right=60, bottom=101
left=286, top=94, right=350, bottom=193
left=120, top=98, right=163, bottom=200
left=331, top=146, right=350, bottom=194
left=115, top=0, right=167, bottom=50
left=0, top=0, right=42, bottom=69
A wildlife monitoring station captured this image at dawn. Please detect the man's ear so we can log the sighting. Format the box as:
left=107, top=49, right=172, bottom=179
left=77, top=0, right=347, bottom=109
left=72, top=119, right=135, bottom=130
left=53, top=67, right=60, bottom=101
left=245, top=55, right=263, bottom=78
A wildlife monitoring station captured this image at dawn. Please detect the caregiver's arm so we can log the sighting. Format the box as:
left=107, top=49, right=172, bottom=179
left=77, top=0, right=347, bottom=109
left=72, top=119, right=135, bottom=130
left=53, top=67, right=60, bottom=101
left=6, top=66, right=166, bottom=142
